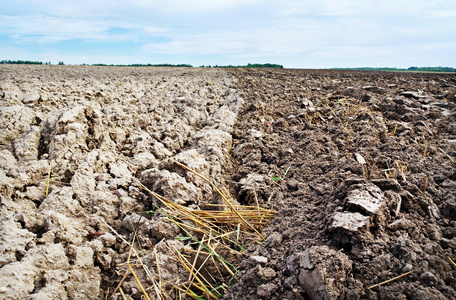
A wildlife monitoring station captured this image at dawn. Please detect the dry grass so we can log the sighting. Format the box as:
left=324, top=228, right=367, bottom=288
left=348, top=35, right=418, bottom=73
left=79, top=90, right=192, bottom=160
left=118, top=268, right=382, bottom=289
left=391, top=123, right=398, bottom=136
left=108, top=160, right=275, bottom=299
left=382, top=160, right=408, bottom=181
left=423, top=140, right=430, bottom=158
left=449, top=257, right=456, bottom=269
left=332, top=97, right=369, bottom=122
left=438, top=147, right=455, bottom=164
left=171, top=158, right=267, bottom=241
left=367, top=270, right=414, bottom=290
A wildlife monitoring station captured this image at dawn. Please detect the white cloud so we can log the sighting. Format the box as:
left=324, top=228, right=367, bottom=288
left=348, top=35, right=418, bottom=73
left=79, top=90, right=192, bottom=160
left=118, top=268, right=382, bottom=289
left=132, top=0, right=264, bottom=14
left=1, top=0, right=455, bottom=67
left=0, top=14, right=108, bottom=42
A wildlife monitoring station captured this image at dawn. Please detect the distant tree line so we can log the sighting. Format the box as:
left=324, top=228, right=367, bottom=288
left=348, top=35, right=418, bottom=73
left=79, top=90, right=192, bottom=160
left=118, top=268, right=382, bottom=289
left=407, top=66, right=455, bottom=72
left=2, top=61, right=451, bottom=72
left=201, top=63, right=284, bottom=69
left=91, top=63, right=193, bottom=67
left=90, top=63, right=284, bottom=68
left=332, top=66, right=455, bottom=73
left=1, top=60, right=47, bottom=65
left=1, top=61, right=284, bottom=69
left=1, top=60, right=63, bottom=65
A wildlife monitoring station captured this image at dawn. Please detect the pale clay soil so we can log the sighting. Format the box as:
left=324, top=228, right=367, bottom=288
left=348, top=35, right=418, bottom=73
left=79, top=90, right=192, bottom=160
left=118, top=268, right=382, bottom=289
left=0, top=65, right=455, bottom=300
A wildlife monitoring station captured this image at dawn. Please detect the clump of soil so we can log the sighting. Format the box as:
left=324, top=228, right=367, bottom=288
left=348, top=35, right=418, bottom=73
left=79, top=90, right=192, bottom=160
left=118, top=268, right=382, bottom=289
left=224, top=68, right=456, bottom=299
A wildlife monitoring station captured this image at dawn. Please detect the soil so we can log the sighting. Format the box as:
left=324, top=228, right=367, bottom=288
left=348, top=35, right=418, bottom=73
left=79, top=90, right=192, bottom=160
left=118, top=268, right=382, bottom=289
left=225, top=68, right=456, bottom=300
left=0, top=65, right=455, bottom=300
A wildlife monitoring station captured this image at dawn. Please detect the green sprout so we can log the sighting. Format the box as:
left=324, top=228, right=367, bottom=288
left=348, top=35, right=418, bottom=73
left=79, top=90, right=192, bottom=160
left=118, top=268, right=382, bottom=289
left=268, top=164, right=292, bottom=182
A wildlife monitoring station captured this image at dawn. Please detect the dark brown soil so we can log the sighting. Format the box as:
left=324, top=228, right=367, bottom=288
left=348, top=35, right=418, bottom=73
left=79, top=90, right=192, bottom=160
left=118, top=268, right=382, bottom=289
left=224, top=68, right=456, bottom=299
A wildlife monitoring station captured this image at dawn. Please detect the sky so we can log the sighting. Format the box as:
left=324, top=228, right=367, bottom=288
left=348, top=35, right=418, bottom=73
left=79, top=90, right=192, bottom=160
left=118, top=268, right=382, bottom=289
left=0, top=0, right=455, bottom=68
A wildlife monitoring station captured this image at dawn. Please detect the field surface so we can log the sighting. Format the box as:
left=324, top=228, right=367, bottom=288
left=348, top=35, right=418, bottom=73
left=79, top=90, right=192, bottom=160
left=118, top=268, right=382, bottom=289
left=0, top=65, right=455, bottom=299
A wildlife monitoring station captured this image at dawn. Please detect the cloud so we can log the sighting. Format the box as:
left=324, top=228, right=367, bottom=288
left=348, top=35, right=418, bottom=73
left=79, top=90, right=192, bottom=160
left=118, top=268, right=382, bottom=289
left=1, top=0, right=455, bottom=67
left=140, top=15, right=395, bottom=58
left=0, top=14, right=108, bottom=42
left=0, top=12, right=171, bottom=45
left=132, top=0, right=264, bottom=14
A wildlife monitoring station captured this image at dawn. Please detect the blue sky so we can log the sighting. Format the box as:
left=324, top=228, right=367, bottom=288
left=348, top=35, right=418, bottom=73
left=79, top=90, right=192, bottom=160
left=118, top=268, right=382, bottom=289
left=1, top=0, right=455, bottom=68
